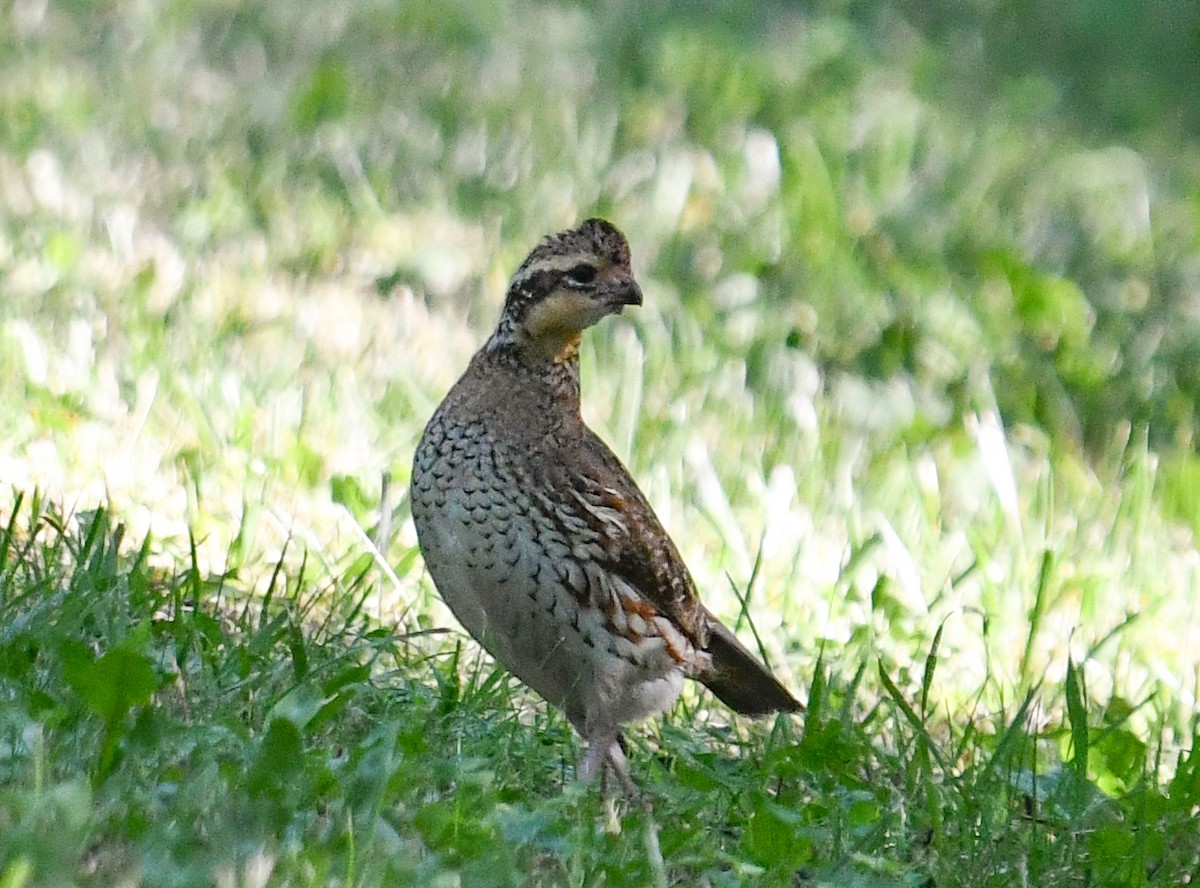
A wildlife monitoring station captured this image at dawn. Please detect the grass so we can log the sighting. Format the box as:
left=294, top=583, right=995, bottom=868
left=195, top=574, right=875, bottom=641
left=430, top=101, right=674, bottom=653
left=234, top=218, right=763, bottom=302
left=3, top=494, right=1197, bottom=886
left=2, top=0, right=1200, bottom=884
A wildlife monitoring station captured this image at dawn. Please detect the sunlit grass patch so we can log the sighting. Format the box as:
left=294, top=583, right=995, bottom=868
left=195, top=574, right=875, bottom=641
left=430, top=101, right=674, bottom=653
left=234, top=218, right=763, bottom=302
left=2, top=0, right=1200, bottom=883
left=5, top=495, right=1195, bottom=886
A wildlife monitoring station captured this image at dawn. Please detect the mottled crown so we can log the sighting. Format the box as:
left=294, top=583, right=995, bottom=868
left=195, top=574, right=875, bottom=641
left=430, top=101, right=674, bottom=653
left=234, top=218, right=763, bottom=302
left=502, top=219, right=629, bottom=310
left=510, top=218, right=631, bottom=289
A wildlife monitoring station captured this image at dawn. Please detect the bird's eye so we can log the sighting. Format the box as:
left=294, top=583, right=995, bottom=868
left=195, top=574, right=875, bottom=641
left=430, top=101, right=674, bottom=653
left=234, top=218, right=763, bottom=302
left=564, top=263, right=597, bottom=285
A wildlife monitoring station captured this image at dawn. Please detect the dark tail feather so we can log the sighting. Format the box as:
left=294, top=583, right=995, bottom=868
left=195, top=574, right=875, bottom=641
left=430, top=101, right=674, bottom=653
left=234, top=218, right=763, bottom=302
left=700, top=618, right=803, bottom=716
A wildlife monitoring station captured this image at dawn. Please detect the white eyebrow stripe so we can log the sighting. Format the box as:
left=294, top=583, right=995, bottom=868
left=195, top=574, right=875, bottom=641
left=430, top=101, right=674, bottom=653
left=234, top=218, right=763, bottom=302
left=510, top=253, right=598, bottom=287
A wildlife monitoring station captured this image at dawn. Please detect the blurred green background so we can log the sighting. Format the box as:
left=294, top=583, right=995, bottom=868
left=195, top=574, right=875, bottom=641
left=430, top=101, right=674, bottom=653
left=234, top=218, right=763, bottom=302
left=4, top=0, right=1198, bottom=460
left=2, top=1, right=1200, bottom=883
left=4, top=0, right=1200, bottom=729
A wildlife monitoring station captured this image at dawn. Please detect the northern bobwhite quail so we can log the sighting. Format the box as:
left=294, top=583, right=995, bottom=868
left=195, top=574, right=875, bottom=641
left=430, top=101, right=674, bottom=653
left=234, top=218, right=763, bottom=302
left=410, top=218, right=801, bottom=788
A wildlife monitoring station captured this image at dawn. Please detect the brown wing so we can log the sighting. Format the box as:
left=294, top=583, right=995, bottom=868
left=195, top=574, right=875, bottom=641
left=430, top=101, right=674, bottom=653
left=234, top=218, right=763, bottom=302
left=561, top=426, right=709, bottom=646
left=554, top=426, right=802, bottom=715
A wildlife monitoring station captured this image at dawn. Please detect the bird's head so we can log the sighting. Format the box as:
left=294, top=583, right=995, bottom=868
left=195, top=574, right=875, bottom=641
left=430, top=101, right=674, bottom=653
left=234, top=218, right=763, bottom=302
left=490, top=218, right=642, bottom=361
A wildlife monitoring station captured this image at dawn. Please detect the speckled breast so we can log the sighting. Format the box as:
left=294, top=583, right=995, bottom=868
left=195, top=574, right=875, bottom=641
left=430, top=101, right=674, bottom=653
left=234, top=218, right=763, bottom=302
left=411, top=412, right=601, bottom=715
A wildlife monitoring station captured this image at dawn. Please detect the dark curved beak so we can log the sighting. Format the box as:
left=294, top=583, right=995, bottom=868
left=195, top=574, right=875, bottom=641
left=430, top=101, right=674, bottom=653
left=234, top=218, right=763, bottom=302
left=612, top=277, right=643, bottom=308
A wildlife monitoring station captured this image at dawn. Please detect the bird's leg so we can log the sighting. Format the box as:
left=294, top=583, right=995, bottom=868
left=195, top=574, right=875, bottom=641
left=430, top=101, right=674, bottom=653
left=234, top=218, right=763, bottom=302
left=580, top=735, right=638, bottom=792
left=582, top=735, right=636, bottom=834
left=578, top=736, right=609, bottom=783
left=580, top=732, right=641, bottom=822
left=604, top=736, right=640, bottom=800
